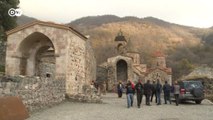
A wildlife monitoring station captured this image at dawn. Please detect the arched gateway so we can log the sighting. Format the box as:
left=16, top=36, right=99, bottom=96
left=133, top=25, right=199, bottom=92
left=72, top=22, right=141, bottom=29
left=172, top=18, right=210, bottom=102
left=116, top=59, right=128, bottom=82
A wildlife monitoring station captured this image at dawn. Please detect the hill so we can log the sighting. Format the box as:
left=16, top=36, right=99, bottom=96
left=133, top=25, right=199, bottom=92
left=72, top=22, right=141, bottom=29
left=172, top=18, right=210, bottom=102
left=68, top=15, right=201, bottom=63
left=17, top=15, right=37, bottom=25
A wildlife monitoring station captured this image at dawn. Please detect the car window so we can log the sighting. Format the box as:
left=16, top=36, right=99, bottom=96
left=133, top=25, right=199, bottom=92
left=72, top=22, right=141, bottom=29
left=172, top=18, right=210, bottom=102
left=184, top=81, right=203, bottom=89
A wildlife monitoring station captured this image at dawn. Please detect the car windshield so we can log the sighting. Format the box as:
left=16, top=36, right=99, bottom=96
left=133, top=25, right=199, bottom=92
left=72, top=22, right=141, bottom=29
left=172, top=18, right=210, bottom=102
left=183, top=81, right=203, bottom=89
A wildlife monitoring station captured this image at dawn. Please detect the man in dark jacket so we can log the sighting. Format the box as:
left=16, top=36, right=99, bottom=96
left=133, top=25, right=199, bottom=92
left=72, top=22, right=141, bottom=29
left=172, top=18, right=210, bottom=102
left=135, top=79, right=144, bottom=108
left=151, top=80, right=157, bottom=103
left=156, top=79, right=162, bottom=105
left=163, top=81, right=171, bottom=104
left=144, top=80, right=152, bottom=106
left=126, top=80, right=135, bottom=108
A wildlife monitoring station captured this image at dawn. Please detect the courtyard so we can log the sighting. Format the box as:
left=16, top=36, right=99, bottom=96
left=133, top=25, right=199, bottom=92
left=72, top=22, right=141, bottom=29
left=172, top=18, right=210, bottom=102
left=27, top=93, right=213, bottom=120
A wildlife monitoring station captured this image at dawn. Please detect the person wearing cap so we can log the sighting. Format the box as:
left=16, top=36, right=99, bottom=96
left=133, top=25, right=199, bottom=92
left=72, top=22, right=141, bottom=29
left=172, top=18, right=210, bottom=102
left=135, top=79, right=144, bottom=108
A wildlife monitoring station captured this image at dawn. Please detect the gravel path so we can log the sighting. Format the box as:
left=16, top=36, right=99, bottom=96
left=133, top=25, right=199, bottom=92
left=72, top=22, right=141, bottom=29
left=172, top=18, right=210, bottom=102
left=27, top=93, right=213, bottom=120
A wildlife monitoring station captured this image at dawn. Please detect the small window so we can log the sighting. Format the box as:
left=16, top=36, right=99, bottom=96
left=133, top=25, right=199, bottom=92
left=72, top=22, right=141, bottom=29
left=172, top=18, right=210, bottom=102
left=46, top=73, right=51, bottom=78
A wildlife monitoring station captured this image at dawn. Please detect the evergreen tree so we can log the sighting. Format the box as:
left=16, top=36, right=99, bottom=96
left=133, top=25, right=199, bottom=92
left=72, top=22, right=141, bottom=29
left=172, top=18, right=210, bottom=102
left=0, top=0, right=19, bottom=71
left=0, top=0, right=20, bottom=31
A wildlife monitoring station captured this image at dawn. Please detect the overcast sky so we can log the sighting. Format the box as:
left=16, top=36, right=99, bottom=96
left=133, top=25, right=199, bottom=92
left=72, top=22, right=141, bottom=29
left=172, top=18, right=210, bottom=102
left=19, top=0, right=213, bottom=28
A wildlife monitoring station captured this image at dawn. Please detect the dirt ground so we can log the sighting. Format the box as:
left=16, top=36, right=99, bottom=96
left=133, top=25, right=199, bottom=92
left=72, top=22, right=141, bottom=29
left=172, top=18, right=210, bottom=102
left=27, top=93, right=213, bottom=120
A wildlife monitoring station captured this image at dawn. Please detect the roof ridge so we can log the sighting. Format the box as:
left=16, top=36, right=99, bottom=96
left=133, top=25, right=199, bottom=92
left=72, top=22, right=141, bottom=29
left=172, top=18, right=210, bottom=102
left=6, top=20, right=87, bottom=40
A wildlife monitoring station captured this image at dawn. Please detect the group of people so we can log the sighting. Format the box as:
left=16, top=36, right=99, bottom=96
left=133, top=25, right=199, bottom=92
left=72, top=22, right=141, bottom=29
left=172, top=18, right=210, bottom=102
left=117, top=79, right=181, bottom=108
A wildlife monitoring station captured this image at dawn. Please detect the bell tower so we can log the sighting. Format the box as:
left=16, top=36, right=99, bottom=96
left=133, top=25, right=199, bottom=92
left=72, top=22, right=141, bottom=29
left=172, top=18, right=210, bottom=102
left=114, top=30, right=127, bottom=55
left=152, top=51, right=166, bottom=68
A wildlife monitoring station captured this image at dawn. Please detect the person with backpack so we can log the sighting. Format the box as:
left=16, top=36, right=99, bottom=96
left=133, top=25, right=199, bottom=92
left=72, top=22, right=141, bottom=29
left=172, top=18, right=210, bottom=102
left=156, top=79, right=162, bottom=105
left=126, top=80, right=135, bottom=108
left=117, top=81, right=124, bottom=98
left=163, top=81, right=171, bottom=104
left=135, top=79, right=144, bottom=108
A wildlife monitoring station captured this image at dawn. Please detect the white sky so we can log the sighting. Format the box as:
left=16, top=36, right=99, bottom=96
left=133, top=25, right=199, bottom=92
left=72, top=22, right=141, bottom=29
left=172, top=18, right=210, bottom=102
left=19, top=0, right=213, bottom=28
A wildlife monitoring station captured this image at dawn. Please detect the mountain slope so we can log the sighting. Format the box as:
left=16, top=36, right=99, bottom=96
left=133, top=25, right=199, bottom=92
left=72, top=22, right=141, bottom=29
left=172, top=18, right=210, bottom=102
left=68, top=15, right=201, bottom=64
left=17, top=15, right=37, bottom=25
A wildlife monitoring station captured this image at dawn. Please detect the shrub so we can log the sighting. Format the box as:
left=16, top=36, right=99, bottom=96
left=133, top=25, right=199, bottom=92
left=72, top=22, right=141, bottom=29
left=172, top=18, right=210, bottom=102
left=0, top=65, right=5, bottom=72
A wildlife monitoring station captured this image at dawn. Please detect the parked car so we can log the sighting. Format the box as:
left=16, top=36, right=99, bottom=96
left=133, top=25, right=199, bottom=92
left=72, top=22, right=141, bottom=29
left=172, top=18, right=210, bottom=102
left=171, top=80, right=205, bottom=104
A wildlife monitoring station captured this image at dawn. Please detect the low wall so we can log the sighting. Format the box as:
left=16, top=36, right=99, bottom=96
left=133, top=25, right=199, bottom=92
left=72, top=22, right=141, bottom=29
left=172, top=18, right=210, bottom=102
left=0, top=76, right=66, bottom=113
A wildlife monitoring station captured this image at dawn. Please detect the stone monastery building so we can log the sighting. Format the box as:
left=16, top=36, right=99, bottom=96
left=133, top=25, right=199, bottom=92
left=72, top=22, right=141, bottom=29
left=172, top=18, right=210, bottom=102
left=5, top=21, right=96, bottom=95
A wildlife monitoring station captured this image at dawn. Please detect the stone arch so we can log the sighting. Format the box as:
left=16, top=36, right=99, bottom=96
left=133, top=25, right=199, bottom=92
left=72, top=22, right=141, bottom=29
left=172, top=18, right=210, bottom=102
left=17, top=32, right=56, bottom=77
left=116, top=59, right=128, bottom=82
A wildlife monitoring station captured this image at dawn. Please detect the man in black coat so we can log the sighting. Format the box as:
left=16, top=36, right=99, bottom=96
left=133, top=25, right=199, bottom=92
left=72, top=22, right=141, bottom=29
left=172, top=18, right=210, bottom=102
left=156, top=79, right=162, bottom=105
left=135, top=79, right=144, bottom=108
left=144, top=80, right=152, bottom=106
left=163, top=81, right=171, bottom=104
left=151, top=80, right=157, bottom=103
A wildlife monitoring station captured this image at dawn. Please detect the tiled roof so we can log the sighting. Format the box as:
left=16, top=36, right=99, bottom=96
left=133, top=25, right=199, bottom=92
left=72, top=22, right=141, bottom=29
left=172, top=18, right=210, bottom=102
left=6, top=20, right=87, bottom=40
left=152, top=50, right=165, bottom=57
left=146, top=67, right=172, bottom=75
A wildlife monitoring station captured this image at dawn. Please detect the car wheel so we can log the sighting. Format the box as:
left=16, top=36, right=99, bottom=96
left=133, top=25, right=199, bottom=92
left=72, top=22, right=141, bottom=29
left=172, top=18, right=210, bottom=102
left=195, top=100, right=202, bottom=104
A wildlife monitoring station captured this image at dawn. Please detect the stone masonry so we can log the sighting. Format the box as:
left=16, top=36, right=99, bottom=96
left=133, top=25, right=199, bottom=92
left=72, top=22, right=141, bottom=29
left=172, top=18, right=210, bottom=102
left=0, top=76, right=65, bottom=113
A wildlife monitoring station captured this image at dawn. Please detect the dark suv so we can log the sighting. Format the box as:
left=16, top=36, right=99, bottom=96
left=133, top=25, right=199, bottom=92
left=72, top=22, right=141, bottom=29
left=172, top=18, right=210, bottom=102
left=175, top=80, right=205, bottom=104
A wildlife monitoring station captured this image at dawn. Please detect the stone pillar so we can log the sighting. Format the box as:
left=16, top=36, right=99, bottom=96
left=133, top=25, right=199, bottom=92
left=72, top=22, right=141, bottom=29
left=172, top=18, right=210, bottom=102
left=5, top=56, right=21, bottom=76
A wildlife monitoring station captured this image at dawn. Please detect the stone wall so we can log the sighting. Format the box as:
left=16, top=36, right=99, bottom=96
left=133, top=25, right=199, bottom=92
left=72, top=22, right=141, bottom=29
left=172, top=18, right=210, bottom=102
left=85, top=40, right=96, bottom=83
left=0, top=76, right=65, bottom=113
left=66, top=35, right=86, bottom=94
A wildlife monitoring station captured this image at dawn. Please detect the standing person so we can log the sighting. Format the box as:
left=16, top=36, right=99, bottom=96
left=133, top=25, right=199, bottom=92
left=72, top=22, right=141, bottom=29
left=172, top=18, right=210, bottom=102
left=163, top=81, right=171, bottom=104
left=156, top=79, right=162, bottom=105
left=126, top=80, right=135, bottom=108
left=117, top=81, right=124, bottom=98
left=151, top=80, right=157, bottom=103
left=144, top=80, right=152, bottom=106
left=174, top=81, right=180, bottom=106
left=102, top=81, right=107, bottom=95
left=91, top=80, right=97, bottom=93
left=135, top=79, right=144, bottom=108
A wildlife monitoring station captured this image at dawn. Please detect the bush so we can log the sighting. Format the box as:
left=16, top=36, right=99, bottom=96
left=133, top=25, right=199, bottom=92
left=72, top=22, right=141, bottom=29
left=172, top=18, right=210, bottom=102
left=0, top=65, right=5, bottom=72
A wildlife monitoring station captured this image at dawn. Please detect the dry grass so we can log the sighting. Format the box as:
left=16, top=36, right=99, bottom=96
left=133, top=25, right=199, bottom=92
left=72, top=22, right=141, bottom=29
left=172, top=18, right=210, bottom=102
left=206, top=95, right=213, bottom=103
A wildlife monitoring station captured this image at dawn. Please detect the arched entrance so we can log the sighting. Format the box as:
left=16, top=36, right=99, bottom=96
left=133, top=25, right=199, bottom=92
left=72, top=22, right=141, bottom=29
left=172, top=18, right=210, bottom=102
left=116, top=60, right=128, bottom=82
left=18, top=32, right=56, bottom=77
